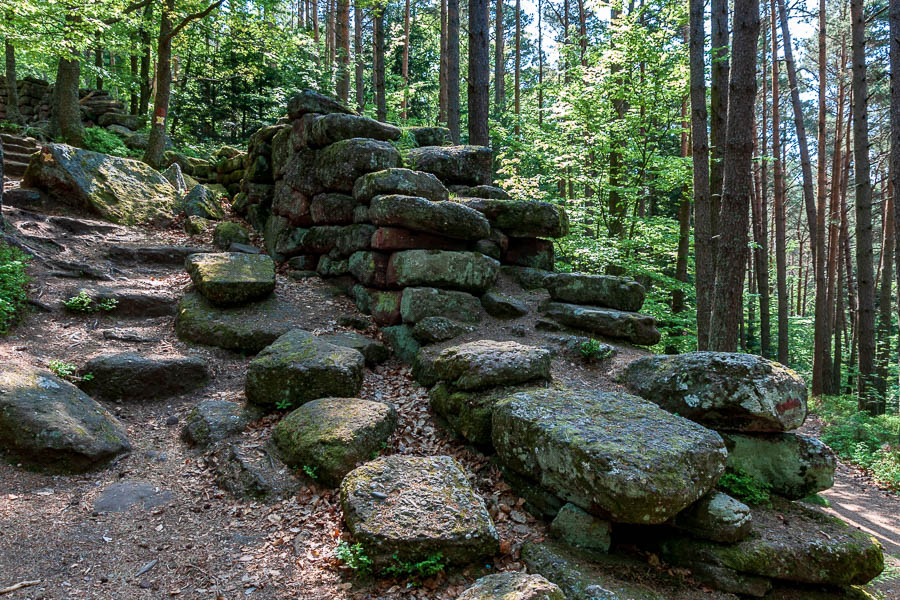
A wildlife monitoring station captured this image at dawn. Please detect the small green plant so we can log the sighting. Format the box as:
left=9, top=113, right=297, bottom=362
left=302, top=465, right=318, bottom=480
left=83, top=126, right=131, bottom=157
left=48, top=360, right=78, bottom=380
left=391, top=129, right=419, bottom=160
left=717, top=466, right=772, bottom=506
left=276, top=398, right=293, bottom=411
left=382, top=552, right=446, bottom=582
left=0, top=243, right=30, bottom=335
left=335, top=542, right=373, bottom=574
left=64, top=291, right=117, bottom=313
left=0, top=120, right=23, bottom=133
left=579, top=338, right=611, bottom=362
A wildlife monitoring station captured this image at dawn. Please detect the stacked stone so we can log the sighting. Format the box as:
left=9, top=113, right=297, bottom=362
left=0, top=76, right=51, bottom=122
left=163, top=150, right=218, bottom=187
left=216, top=148, right=250, bottom=203
left=78, top=88, right=125, bottom=124
left=232, top=124, right=284, bottom=230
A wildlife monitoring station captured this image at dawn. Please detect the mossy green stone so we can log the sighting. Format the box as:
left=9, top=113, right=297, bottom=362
left=400, top=287, right=482, bottom=324
left=213, top=221, right=251, bottom=250
left=382, top=324, right=420, bottom=363
left=544, top=272, right=645, bottom=311
left=353, top=168, right=449, bottom=204
left=245, top=329, right=365, bottom=412
left=452, top=197, right=570, bottom=238
left=431, top=340, right=551, bottom=391
left=369, top=194, right=490, bottom=240
left=185, top=252, right=275, bottom=307
left=540, top=301, right=661, bottom=346
left=389, top=250, right=500, bottom=294
left=272, top=398, right=397, bottom=486
left=457, top=573, right=565, bottom=600
left=429, top=382, right=521, bottom=447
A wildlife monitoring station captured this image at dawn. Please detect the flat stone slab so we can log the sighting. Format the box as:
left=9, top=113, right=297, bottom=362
left=306, top=113, right=401, bottom=148
left=481, top=291, right=528, bottom=318
left=65, top=285, right=177, bottom=317
left=672, top=491, right=752, bottom=543
left=387, top=250, right=500, bottom=294
left=369, top=194, right=491, bottom=240
left=540, top=301, right=661, bottom=346
left=457, top=573, right=565, bottom=600
left=211, top=441, right=302, bottom=502
left=412, top=317, right=476, bottom=344
left=492, top=389, right=726, bottom=524
left=722, top=432, right=835, bottom=500
left=272, top=398, right=397, bottom=486
left=429, top=383, right=527, bottom=447
left=658, top=497, right=884, bottom=589
left=245, top=329, right=365, bottom=412
left=405, top=145, right=492, bottom=186
left=106, top=244, right=209, bottom=265
left=400, top=287, right=482, bottom=324
left=453, top=197, right=570, bottom=238
left=431, top=340, right=552, bottom=391
left=622, top=352, right=808, bottom=432
left=340, top=455, right=499, bottom=565
left=94, top=481, right=173, bottom=513
left=353, top=168, right=449, bottom=204
left=181, top=400, right=251, bottom=447
left=0, top=363, right=131, bottom=473
left=318, top=332, right=389, bottom=366
left=175, top=292, right=309, bottom=353
left=544, top=273, right=645, bottom=312
left=79, top=353, right=208, bottom=401
left=185, top=252, right=275, bottom=307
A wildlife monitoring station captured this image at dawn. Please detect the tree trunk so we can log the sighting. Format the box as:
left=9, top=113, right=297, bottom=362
left=144, top=0, right=175, bottom=169
left=851, top=0, right=878, bottom=413
left=494, top=0, right=504, bottom=116
left=468, top=0, right=490, bottom=145
left=373, top=5, right=386, bottom=122
left=709, top=0, right=729, bottom=245
left=401, top=0, right=410, bottom=118
left=577, top=0, right=587, bottom=66
left=129, top=51, right=139, bottom=115
left=95, top=46, right=103, bottom=90
left=139, top=2, right=153, bottom=115
left=537, top=0, right=543, bottom=126
left=4, top=41, right=22, bottom=124
left=439, top=0, right=448, bottom=123
left=336, top=0, right=351, bottom=102
left=354, top=2, right=364, bottom=111
left=876, top=182, right=894, bottom=398
left=607, top=5, right=626, bottom=239
left=51, top=56, right=86, bottom=147
left=673, top=94, right=692, bottom=346
left=514, top=0, right=520, bottom=135
left=772, top=0, right=789, bottom=364
left=689, top=0, right=713, bottom=351
left=709, top=0, right=760, bottom=352
left=891, top=0, right=900, bottom=395
left=757, top=10, right=771, bottom=358
left=447, top=0, right=460, bottom=142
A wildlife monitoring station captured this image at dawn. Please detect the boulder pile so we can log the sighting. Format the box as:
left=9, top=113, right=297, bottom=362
left=0, top=76, right=51, bottom=122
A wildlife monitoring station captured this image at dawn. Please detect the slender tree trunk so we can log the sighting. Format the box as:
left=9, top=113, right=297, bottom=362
left=373, top=4, right=386, bottom=122
left=710, top=0, right=760, bottom=351
left=514, top=0, right=520, bottom=135
left=772, top=0, right=789, bottom=364
left=812, top=0, right=831, bottom=391
left=439, top=0, right=448, bottom=123
left=336, top=0, right=351, bottom=102
left=757, top=10, right=772, bottom=358
left=94, top=46, right=103, bottom=90
left=673, top=95, right=692, bottom=346
left=447, top=0, right=460, bottom=142
left=709, top=0, right=729, bottom=245
left=144, top=0, right=175, bottom=168
left=354, top=2, right=364, bottom=112
left=129, top=51, right=139, bottom=115
left=139, top=2, right=153, bottom=115
left=607, top=5, right=626, bottom=239
left=877, top=182, right=894, bottom=398
left=834, top=249, right=845, bottom=391
left=689, top=0, right=713, bottom=351
left=851, top=0, right=878, bottom=413
left=891, top=0, right=900, bottom=394
left=401, top=0, right=410, bottom=118
left=577, top=0, right=587, bottom=67
left=537, top=0, right=543, bottom=127
left=494, top=0, right=504, bottom=115
left=4, top=41, right=23, bottom=124
left=468, top=0, right=490, bottom=145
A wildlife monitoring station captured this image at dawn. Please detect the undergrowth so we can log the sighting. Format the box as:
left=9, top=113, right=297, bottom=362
left=813, top=395, right=900, bottom=492
left=716, top=466, right=772, bottom=506
left=0, top=242, right=30, bottom=334
left=82, top=127, right=136, bottom=158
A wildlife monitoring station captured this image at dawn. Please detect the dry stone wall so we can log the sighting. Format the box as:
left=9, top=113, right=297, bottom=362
left=0, top=77, right=51, bottom=122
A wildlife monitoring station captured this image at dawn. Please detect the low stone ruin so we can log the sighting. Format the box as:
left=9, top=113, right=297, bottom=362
left=0, top=76, right=50, bottom=122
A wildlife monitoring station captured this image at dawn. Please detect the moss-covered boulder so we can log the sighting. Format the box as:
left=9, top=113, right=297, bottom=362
left=340, top=455, right=499, bottom=565
left=382, top=324, right=420, bottom=363
left=550, top=503, right=612, bottom=553
left=672, top=491, right=752, bottom=543
left=181, top=400, right=251, bottom=448
left=540, top=301, right=660, bottom=346
left=310, top=192, right=357, bottom=224
left=501, top=238, right=555, bottom=271
left=353, top=168, right=449, bottom=204
left=0, top=363, right=131, bottom=473
left=245, top=329, right=365, bottom=412
left=453, top=197, right=569, bottom=238
left=658, top=497, right=884, bottom=589
left=404, top=126, right=452, bottom=147
left=722, top=432, right=835, bottom=499
left=429, top=383, right=533, bottom=447
left=175, top=292, right=310, bottom=353
left=213, top=221, right=251, bottom=250
left=348, top=250, right=390, bottom=287
left=457, top=573, right=565, bottom=600
left=318, top=331, right=389, bottom=366
left=400, top=287, right=482, bottom=323
left=287, top=89, right=356, bottom=119
left=272, top=397, right=397, bottom=486
left=387, top=250, right=500, bottom=293
left=493, top=389, right=727, bottom=524
left=502, top=265, right=552, bottom=290
left=431, top=340, right=552, bottom=391
left=185, top=252, right=275, bottom=307
left=544, top=273, right=645, bottom=312
left=412, top=316, right=476, bottom=343
left=405, top=145, right=493, bottom=186
left=180, top=183, right=225, bottom=220
left=23, top=143, right=177, bottom=224
left=369, top=194, right=491, bottom=240
left=315, top=139, right=402, bottom=192
left=481, top=291, right=528, bottom=318
left=622, top=352, right=808, bottom=432
left=79, top=353, right=209, bottom=401
left=353, top=286, right=402, bottom=325
left=370, top=226, right=468, bottom=251
left=449, top=184, right=511, bottom=199
left=306, top=113, right=401, bottom=148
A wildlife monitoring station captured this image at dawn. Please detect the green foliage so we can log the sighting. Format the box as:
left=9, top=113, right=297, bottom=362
left=82, top=127, right=131, bottom=157
left=382, top=552, right=446, bottom=582
left=275, top=398, right=292, bottom=411
left=335, top=542, right=373, bottom=575
left=0, top=121, right=23, bottom=133
left=48, top=359, right=77, bottom=380
left=63, top=291, right=117, bottom=313
left=799, top=494, right=830, bottom=507
left=301, top=465, right=318, bottom=480
left=391, top=129, right=419, bottom=160
left=579, top=338, right=611, bottom=362
left=0, top=243, right=30, bottom=335
left=717, top=466, right=772, bottom=506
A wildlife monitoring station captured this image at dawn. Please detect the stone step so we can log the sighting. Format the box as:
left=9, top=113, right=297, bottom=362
left=4, top=160, right=28, bottom=177
left=0, top=133, right=36, bottom=146
left=3, top=142, right=37, bottom=154
left=5, top=150, right=36, bottom=164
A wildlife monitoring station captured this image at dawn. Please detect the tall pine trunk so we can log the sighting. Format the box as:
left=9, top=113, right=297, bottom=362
left=373, top=5, right=386, bottom=122
left=401, top=0, right=410, bottom=119
left=468, top=0, right=490, bottom=145
left=876, top=183, right=894, bottom=398
left=354, top=2, right=364, bottom=111
left=336, top=0, right=351, bottom=102
left=708, top=0, right=729, bottom=245
left=772, top=0, right=789, bottom=364
left=514, top=0, right=520, bottom=135
left=891, top=0, right=900, bottom=395
left=4, top=42, right=23, bottom=124
left=139, top=2, right=152, bottom=116
left=439, top=0, right=448, bottom=123
left=710, top=0, right=760, bottom=351
left=447, top=0, right=460, bottom=142
left=494, top=0, right=504, bottom=115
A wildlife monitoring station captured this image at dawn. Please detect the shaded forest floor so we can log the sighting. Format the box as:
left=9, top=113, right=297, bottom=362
left=0, top=180, right=898, bottom=600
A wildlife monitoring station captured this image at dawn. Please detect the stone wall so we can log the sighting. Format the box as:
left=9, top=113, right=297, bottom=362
left=0, top=77, right=51, bottom=122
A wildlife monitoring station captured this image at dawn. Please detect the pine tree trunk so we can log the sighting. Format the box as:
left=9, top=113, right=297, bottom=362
left=401, top=0, right=410, bottom=118
left=354, top=2, right=364, bottom=111
left=139, top=2, right=153, bottom=115
left=514, top=0, right=520, bottom=135
left=335, top=0, right=351, bottom=102
left=373, top=5, right=386, bottom=121
left=4, top=41, right=23, bottom=124
left=447, top=0, right=460, bottom=142
left=144, top=0, right=175, bottom=169
left=876, top=182, right=894, bottom=398
left=537, top=0, right=543, bottom=126
left=891, top=0, right=900, bottom=395
left=95, top=46, right=103, bottom=90
left=439, top=0, right=448, bottom=123
left=494, top=0, right=504, bottom=115
left=673, top=94, right=692, bottom=346
left=468, top=0, right=490, bottom=145
left=757, top=11, right=771, bottom=358
left=130, top=52, right=139, bottom=115
left=772, top=0, right=789, bottom=364
left=709, top=0, right=729, bottom=245
left=577, top=0, right=587, bottom=66
left=851, top=0, right=878, bottom=413
left=52, top=56, right=86, bottom=147
left=689, top=0, right=713, bottom=351
left=709, top=0, right=760, bottom=352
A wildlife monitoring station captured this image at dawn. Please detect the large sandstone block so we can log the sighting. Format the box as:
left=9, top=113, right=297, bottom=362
left=621, top=352, right=807, bottom=432
left=79, top=353, right=208, bottom=401
left=540, top=301, right=660, bottom=346
left=287, top=89, right=356, bottom=119
left=185, top=252, right=275, bottom=307
left=501, top=237, right=555, bottom=271
left=315, top=139, right=402, bottom=192
left=370, top=227, right=468, bottom=251
left=400, top=287, right=482, bottom=323
left=457, top=573, right=564, bottom=600
left=453, top=197, right=569, bottom=238
left=369, top=194, right=490, bottom=240
left=306, top=113, right=401, bottom=147
left=493, top=389, right=727, bottom=524
left=432, top=340, right=551, bottom=391
left=405, top=145, right=492, bottom=185
left=353, top=168, right=449, bottom=204
left=544, top=272, right=645, bottom=312
left=387, top=250, right=500, bottom=293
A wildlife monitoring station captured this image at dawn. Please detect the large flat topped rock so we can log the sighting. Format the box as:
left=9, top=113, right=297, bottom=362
left=405, top=145, right=492, bottom=186
left=387, top=250, right=500, bottom=293
left=544, top=273, right=646, bottom=311
left=540, top=301, right=660, bottom=346
left=431, top=340, right=552, bottom=391
left=185, top=252, right=275, bottom=307
left=369, top=194, right=491, bottom=240
left=493, top=389, right=726, bottom=524
left=340, top=455, right=499, bottom=565
left=79, top=353, right=208, bottom=401
left=453, top=197, right=570, bottom=238
left=622, top=352, right=808, bottom=432
left=353, top=168, right=449, bottom=204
